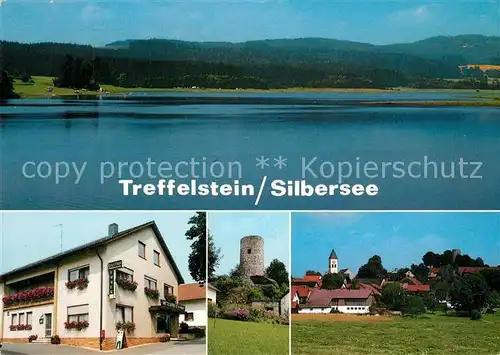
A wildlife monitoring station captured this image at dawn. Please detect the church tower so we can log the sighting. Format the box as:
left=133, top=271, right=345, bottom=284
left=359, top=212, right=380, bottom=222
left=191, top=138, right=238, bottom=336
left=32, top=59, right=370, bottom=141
left=329, top=249, right=338, bottom=274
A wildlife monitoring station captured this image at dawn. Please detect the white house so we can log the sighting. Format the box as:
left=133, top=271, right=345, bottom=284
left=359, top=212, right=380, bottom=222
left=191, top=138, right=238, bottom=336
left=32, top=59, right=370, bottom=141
left=0, top=221, right=187, bottom=350
left=298, top=289, right=375, bottom=315
left=280, top=289, right=290, bottom=317
left=178, top=283, right=216, bottom=329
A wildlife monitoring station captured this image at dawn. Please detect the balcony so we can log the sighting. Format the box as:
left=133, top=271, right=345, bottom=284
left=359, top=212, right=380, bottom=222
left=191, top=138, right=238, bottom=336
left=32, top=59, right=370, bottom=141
left=2, top=286, right=54, bottom=309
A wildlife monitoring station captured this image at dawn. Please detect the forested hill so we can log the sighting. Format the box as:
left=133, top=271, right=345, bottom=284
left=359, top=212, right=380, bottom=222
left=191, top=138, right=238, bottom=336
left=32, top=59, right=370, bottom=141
left=2, top=35, right=499, bottom=90
left=104, top=35, right=500, bottom=66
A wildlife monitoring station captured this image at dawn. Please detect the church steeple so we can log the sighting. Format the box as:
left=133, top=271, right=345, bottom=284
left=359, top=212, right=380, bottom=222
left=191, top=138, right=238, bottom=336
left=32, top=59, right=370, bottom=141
left=329, top=248, right=338, bottom=274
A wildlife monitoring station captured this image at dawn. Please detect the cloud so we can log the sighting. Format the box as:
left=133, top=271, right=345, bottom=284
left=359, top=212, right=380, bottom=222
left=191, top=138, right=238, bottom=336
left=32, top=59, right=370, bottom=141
left=81, top=4, right=111, bottom=21
left=388, top=4, right=437, bottom=24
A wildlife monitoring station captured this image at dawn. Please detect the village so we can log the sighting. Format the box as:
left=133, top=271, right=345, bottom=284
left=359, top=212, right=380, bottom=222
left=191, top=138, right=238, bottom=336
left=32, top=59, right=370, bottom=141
left=292, top=248, right=500, bottom=317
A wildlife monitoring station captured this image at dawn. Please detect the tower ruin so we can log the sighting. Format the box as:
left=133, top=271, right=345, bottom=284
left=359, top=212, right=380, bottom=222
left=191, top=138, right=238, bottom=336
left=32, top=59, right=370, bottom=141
left=240, top=235, right=264, bottom=277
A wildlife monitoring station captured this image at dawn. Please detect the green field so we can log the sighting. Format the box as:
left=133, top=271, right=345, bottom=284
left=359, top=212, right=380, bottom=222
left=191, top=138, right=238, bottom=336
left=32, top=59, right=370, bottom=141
left=292, top=313, right=500, bottom=355
left=208, top=318, right=289, bottom=355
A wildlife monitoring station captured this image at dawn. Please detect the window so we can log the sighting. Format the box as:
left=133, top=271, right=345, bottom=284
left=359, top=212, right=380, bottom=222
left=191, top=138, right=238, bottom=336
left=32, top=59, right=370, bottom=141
left=138, top=241, right=146, bottom=259
left=67, top=304, right=89, bottom=323
left=185, top=313, right=194, bottom=321
left=116, top=270, right=133, bottom=281
left=247, top=249, right=251, bottom=254
left=26, top=312, right=33, bottom=326
left=116, top=305, right=133, bottom=323
left=154, top=250, right=160, bottom=266
left=164, top=284, right=174, bottom=296
left=68, top=266, right=90, bottom=282
left=11, top=314, right=17, bottom=325
left=19, top=313, right=25, bottom=325
left=145, top=277, right=157, bottom=290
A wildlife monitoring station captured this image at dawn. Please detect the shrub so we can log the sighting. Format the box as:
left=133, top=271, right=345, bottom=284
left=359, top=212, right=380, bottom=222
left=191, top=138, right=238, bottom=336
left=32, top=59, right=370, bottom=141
left=228, top=308, right=250, bottom=321
left=51, top=335, right=61, bottom=345
left=159, top=334, right=170, bottom=342
left=179, top=322, right=189, bottom=333
left=249, top=306, right=265, bottom=322
left=471, top=309, right=482, bottom=320
left=208, top=302, right=218, bottom=318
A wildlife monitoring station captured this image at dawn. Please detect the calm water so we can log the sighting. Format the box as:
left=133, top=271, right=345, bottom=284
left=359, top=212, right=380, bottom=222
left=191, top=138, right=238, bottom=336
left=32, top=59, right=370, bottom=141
left=1, top=92, right=499, bottom=210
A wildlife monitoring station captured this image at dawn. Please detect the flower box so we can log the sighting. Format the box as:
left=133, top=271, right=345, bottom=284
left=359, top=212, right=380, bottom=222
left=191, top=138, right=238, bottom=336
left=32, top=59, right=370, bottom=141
left=65, top=277, right=89, bottom=290
left=116, top=278, right=138, bottom=291
left=165, top=294, right=177, bottom=303
left=115, top=321, right=136, bottom=333
left=2, top=287, right=54, bottom=307
left=144, top=287, right=159, bottom=299
left=9, top=325, right=17, bottom=331
left=64, top=320, right=89, bottom=330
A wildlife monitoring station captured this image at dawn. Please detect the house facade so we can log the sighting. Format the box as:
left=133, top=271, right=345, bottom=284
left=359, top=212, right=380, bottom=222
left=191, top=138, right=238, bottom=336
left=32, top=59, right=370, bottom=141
left=0, top=221, right=186, bottom=350
left=178, top=283, right=214, bottom=328
left=298, top=289, right=375, bottom=315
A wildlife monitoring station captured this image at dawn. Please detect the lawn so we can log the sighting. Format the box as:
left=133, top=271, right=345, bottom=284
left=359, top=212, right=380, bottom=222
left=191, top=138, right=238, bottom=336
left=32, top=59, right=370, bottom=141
left=208, top=318, right=289, bottom=355
left=292, top=313, right=500, bottom=355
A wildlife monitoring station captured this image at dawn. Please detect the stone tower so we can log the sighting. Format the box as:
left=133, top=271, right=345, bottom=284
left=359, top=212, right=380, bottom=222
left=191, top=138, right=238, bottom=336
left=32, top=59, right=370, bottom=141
left=329, top=249, right=338, bottom=274
left=240, top=235, right=264, bottom=277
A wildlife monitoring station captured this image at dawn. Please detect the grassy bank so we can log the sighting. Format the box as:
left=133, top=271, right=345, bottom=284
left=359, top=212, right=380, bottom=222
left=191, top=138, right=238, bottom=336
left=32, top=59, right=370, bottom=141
left=12, top=76, right=500, bottom=106
left=291, top=313, right=500, bottom=355
left=208, top=318, right=289, bottom=355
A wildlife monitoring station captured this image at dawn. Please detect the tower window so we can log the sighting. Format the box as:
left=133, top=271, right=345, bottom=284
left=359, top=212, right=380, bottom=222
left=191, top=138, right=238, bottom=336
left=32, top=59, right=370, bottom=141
left=247, top=249, right=251, bottom=254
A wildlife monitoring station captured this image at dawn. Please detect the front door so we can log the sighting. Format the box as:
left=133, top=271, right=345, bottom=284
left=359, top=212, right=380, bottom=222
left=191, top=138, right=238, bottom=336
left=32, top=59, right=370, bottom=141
left=45, top=313, right=52, bottom=338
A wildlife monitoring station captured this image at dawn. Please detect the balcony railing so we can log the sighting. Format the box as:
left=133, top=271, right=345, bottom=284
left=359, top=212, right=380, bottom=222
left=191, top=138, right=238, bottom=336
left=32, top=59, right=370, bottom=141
left=2, top=287, right=54, bottom=307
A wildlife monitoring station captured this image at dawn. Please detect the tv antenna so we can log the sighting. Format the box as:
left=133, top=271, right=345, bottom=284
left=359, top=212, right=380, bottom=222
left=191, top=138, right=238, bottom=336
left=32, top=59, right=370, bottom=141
left=54, top=224, right=63, bottom=253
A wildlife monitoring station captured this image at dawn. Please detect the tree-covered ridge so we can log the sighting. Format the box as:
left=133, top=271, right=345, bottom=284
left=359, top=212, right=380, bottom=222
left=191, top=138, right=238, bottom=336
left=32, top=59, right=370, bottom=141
left=2, top=34, right=500, bottom=92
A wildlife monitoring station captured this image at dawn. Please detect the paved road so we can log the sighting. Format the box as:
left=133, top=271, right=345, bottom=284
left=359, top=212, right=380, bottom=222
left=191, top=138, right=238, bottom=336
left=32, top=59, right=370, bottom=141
left=0, top=339, right=205, bottom=355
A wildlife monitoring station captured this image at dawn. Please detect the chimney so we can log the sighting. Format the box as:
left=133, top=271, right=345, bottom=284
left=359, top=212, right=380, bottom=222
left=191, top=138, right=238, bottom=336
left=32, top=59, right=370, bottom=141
left=108, top=223, right=118, bottom=237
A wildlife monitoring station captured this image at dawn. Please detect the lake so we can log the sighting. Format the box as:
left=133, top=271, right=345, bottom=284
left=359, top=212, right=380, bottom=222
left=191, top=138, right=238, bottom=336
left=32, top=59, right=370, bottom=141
left=1, top=92, right=499, bottom=210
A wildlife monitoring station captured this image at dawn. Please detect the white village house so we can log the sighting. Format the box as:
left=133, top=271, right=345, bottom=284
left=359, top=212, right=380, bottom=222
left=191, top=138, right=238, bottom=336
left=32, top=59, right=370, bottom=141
left=0, top=221, right=191, bottom=350
left=178, top=283, right=217, bottom=328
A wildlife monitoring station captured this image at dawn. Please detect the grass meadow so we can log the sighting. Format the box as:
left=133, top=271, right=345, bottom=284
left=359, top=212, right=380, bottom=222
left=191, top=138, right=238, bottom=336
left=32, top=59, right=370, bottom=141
left=208, top=318, right=289, bottom=355
left=291, top=313, right=500, bottom=355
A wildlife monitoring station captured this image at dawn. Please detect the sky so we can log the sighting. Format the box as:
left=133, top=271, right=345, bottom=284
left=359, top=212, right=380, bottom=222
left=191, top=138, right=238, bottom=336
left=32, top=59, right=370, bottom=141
left=208, top=212, right=289, bottom=275
left=1, top=0, right=498, bottom=46
left=292, top=212, right=500, bottom=277
left=0, top=211, right=198, bottom=283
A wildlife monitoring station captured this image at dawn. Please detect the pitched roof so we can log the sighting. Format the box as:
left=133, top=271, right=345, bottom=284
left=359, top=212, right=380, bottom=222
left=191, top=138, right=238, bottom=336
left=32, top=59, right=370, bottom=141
left=179, top=283, right=206, bottom=301
left=0, top=221, right=185, bottom=284
left=329, top=249, right=338, bottom=259
left=402, top=277, right=422, bottom=285
left=356, top=278, right=385, bottom=286
left=292, top=285, right=311, bottom=298
left=305, top=289, right=374, bottom=307
left=402, top=284, right=430, bottom=292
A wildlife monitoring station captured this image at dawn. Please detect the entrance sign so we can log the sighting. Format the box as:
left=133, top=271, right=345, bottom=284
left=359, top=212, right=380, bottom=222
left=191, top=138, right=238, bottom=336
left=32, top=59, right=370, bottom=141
left=116, top=330, right=124, bottom=349
left=108, top=260, right=123, bottom=270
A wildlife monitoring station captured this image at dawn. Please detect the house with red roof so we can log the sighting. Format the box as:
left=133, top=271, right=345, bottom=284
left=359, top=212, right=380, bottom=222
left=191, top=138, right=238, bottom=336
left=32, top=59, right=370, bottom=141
left=292, top=274, right=322, bottom=288
left=297, top=289, right=376, bottom=314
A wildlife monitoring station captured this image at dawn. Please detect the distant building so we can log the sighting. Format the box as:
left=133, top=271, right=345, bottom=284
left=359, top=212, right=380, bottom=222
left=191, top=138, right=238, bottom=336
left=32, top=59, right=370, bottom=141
left=329, top=249, right=339, bottom=274
left=178, top=283, right=215, bottom=329
left=298, top=289, right=376, bottom=315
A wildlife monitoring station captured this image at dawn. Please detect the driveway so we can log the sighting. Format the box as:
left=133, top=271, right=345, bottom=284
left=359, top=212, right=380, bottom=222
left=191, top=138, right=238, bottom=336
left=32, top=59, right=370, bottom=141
left=0, top=339, right=206, bottom=355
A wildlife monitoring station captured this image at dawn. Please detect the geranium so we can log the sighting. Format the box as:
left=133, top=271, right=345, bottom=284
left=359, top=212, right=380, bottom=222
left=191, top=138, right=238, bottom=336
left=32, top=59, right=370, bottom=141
left=116, top=278, right=138, bottom=291
left=144, top=287, right=159, bottom=299
left=65, top=278, right=89, bottom=290
left=165, top=294, right=177, bottom=303
left=116, top=321, right=135, bottom=333
left=64, top=320, right=89, bottom=330
left=2, top=287, right=54, bottom=306
left=9, top=325, right=17, bottom=331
